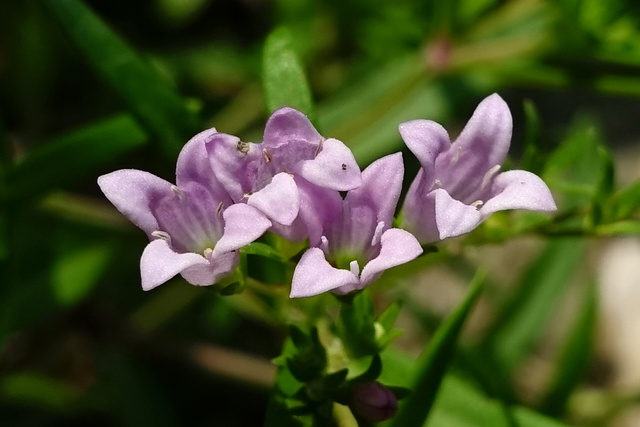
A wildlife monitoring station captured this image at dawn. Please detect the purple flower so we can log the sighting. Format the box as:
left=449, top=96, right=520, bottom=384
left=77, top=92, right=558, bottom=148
left=98, top=129, right=271, bottom=291
left=290, top=153, right=423, bottom=298
left=205, top=107, right=362, bottom=241
left=400, top=94, right=557, bottom=243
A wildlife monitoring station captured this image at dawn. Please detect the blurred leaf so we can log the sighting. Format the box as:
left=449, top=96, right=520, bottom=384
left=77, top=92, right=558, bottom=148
left=96, top=351, right=178, bottom=427
left=338, top=290, right=378, bottom=358
left=0, top=372, right=80, bottom=412
left=51, top=241, right=112, bottom=306
left=595, top=220, right=640, bottom=236
left=390, top=270, right=484, bottom=427
left=484, top=238, right=585, bottom=371
left=521, top=99, right=544, bottom=174
left=7, top=114, right=146, bottom=200
left=154, top=0, right=211, bottom=27
left=287, top=325, right=327, bottom=382
left=379, top=350, right=571, bottom=427
left=44, top=0, right=201, bottom=158
left=589, top=145, right=615, bottom=227
left=543, top=118, right=603, bottom=211
left=262, top=27, right=314, bottom=119
left=539, top=281, right=597, bottom=416
left=604, top=178, right=640, bottom=222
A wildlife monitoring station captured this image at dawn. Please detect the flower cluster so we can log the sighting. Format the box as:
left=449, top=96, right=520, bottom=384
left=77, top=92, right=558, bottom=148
left=98, top=94, right=556, bottom=296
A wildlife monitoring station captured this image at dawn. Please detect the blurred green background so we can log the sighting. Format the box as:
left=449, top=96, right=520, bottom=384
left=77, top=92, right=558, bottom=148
left=2, top=0, right=640, bottom=425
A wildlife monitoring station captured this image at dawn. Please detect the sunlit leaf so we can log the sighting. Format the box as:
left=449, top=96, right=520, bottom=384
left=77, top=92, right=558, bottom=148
left=262, top=27, right=314, bottom=119
left=51, top=241, right=112, bottom=306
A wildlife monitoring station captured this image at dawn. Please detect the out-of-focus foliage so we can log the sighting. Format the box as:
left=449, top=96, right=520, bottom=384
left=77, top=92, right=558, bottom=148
left=2, top=0, right=640, bottom=425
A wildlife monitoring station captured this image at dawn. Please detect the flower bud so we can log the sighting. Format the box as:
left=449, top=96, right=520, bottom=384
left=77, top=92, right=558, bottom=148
left=350, top=381, right=397, bottom=423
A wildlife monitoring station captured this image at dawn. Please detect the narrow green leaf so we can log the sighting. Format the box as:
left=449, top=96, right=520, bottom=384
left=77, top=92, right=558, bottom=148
left=520, top=99, right=544, bottom=174
left=595, top=220, right=640, bottom=236
left=44, top=0, right=201, bottom=158
left=543, top=119, right=602, bottom=211
left=539, top=281, right=597, bottom=416
left=6, top=114, right=146, bottom=200
left=262, top=27, right=314, bottom=118
left=604, top=178, right=640, bottom=221
left=589, top=145, right=615, bottom=227
left=485, top=239, right=585, bottom=371
left=51, top=241, right=112, bottom=306
left=338, top=290, right=378, bottom=358
left=390, top=270, right=485, bottom=427
left=379, top=350, right=572, bottom=427
left=241, top=241, right=290, bottom=263
left=0, top=372, right=80, bottom=412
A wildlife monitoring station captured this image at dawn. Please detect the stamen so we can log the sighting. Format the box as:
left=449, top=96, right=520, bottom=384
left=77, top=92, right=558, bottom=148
left=203, top=248, right=214, bottom=258
left=470, top=200, right=484, bottom=209
left=216, top=201, right=224, bottom=215
left=262, top=148, right=272, bottom=163
left=371, top=221, right=385, bottom=246
left=320, top=236, right=329, bottom=254
left=451, top=146, right=462, bottom=166
left=170, top=185, right=184, bottom=200
left=151, top=230, right=172, bottom=244
left=434, top=178, right=442, bottom=188
left=481, top=165, right=501, bottom=189
left=349, top=260, right=360, bottom=277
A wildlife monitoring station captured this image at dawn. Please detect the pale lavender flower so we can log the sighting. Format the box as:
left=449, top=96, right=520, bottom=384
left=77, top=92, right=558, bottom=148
left=290, top=153, right=423, bottom=298
left=205, top=107, right=362, bottom=241
left=400, top=94, right=557, bottom=243
left=98, top=129, right=271, bottom=291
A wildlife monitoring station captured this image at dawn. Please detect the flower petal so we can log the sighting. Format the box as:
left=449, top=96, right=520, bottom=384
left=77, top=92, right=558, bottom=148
left=290, top=248, right=359, bottom=298
left=295, top=138, right=362, bottom=191
left=247, top=172, right=300, bottom=225
left=400, top=169, right=440, bottom=243
left=481, top=170, right=557, bottom=216
left=346, top=153, right=404, bottom=226
left=296, top=176, right=343, bottom=246
left=98, top=170, right=170, bottom=237
left=435, top=93, right=512, bottom=203
left=140, top=239, right=209, bottom=291
left=213, top=204, right=272, bottom=255
left=398, top=120, right=450, bottom=185
left=263, top=107, right=323, bottom=150
left=176, top=127, right=229, bottom=200
left=206, top=132, right=262, bottom=202
left=434, top=188, right=483, bottom=240
left=181, top=251, right=239, bottom=286
left=359, top=228, right=423, bottom=286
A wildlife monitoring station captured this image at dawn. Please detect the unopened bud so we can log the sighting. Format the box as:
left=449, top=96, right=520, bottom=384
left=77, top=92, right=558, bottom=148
left=350, top=381, right=397, bottom=423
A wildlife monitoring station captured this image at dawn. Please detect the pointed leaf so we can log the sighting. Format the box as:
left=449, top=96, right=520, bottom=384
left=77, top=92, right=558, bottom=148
left=44, top=0, right=200, bottom=158
left=338, top=290, right=378, bottom=358
left=485, top=239, right=585, bottom=371
left=262, top=27, right=314, bottom=119
left=390, top=270, right=485, bottom=427
left=539, top=281, right=597, bottom=416
left=7, top=114, right=146, bottom=200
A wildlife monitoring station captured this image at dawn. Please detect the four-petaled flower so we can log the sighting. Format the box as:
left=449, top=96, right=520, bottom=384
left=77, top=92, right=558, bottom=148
left=400, top=93, right=557, bottom=243
left=290, top=153, right=423, bottom=298
left=205, top=107, right=362, bottom=241
left=98, top=129, right=271, bottom=291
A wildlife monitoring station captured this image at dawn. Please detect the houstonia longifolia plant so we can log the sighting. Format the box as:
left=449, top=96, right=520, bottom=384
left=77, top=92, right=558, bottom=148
left=98, top=93, right=556, bottom=424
